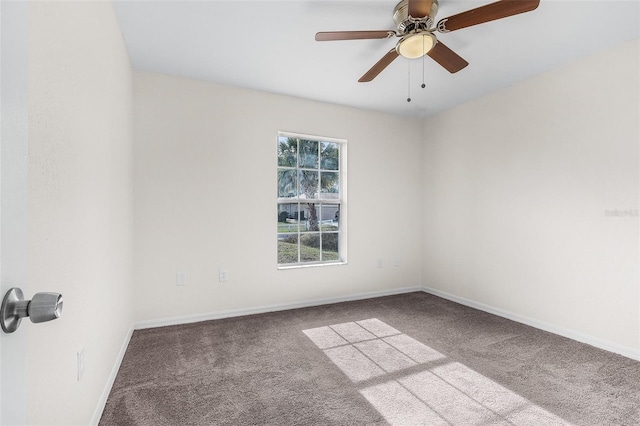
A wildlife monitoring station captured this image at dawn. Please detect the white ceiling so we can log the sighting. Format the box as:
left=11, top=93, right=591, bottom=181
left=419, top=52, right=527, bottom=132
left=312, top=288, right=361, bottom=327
left=113, top=0, right=640, bottom=117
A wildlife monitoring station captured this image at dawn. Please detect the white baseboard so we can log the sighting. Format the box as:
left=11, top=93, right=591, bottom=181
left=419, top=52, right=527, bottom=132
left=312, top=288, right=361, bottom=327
left=95, top=284, right=637, bottom=425
left=93, top=286, right=419, bottom=424
left=422, top=285, right=640, bottom=361
left=90, top=324, right=135, bottom=426
left=134, top=286, right=422, bottom=330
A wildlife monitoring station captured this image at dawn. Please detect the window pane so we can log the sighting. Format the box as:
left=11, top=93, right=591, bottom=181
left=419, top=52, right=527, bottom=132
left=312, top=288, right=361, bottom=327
left=277, top=203, right=299, bottom=233
left=321, top=142, right=339, bottom=170
left=299, top=140, right=318, bottom=169
left=277, top=134, right=343, bottom=267
left=320, top=204, right=339, bottom=231
left=278, top=169, right=297, bottom=198
left=320, top=172, right=339, bottom=198
left=302, top=203, right=319, bottom=232
left=278, top=234, right=298, bottom=264
left=299, top=170, right=319, bottom=200
left=300, top=233, right=321, bottom=262
left=322, top=233, right=339, bottom=261
left=278, top=136, right=297, bottom=167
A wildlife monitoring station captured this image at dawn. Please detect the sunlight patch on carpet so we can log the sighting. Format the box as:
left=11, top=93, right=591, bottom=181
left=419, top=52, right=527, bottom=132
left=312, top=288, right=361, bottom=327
left=324, top=345, right=386, bottom=382
left=303, top=318, right=573, bottom=426
left=329, top=321, right=377, bottom=343
left=302, top=325, right=348, bottom=349
left=360, top=381, right=449, bottom=426
left=356, top=318, right=400, bottom=337
left=354, top=339, right=416, bottom=373
left=383, top=334, right=446, bottom=363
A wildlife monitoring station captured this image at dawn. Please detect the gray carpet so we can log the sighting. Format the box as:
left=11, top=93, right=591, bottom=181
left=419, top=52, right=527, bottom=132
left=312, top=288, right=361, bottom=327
left=99, top=292, right=640, bottom=425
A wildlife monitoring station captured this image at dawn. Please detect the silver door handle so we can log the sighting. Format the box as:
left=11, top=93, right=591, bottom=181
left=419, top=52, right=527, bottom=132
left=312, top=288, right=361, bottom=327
left=1, top=287, right=63, bottom=333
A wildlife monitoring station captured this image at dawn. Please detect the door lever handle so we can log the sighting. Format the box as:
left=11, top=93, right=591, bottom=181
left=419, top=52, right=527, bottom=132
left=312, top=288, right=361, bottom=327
left=1, top=287, right=63, bottom=333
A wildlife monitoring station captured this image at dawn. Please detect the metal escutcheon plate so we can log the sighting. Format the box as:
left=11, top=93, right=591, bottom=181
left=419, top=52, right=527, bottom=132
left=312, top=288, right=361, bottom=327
left=1, top=287, right=24, bottom=333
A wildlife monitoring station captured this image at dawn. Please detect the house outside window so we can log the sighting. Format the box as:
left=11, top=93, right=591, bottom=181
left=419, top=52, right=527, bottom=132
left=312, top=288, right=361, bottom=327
left=277, top=132, right=346, bottom=267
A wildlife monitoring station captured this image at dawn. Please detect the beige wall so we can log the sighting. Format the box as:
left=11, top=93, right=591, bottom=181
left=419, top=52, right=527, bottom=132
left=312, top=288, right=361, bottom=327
left=133, top=71, right=424, bottom=322
left=28, top=1, right=133, bottom=424
left=422, top=39, right=639, bottom=356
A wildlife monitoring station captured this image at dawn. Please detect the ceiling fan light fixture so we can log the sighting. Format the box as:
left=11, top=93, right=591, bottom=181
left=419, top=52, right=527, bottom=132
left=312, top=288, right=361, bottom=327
left=397, top=33, right=436, bottom=59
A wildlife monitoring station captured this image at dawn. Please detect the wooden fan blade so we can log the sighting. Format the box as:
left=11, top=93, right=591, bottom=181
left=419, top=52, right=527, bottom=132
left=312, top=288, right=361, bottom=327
left=427, top=41, right=469, bottom=74
left=315, top=31, right=393, bottom=41
left=437, top=0, right=540, bottom=32
left=408, top=0, right=433, bottom=18
left=359, top=49, right=400, bottom=82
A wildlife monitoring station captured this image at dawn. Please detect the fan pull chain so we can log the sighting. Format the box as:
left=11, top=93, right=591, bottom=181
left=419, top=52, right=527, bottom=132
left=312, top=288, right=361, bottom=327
left=407, top=60, right=411, bottom=103
left=421, top=36, right=426, bottom=89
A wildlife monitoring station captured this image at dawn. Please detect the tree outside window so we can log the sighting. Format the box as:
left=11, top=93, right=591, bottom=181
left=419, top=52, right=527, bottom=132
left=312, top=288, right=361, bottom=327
left=277, top=134, right=344, bottom=266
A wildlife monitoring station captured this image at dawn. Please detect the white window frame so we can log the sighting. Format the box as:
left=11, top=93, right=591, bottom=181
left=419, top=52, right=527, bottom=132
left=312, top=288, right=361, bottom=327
left=277, top=131, right=347, bottom=269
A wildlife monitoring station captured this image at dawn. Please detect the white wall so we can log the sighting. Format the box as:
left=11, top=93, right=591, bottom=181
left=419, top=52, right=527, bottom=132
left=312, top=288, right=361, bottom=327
left=1, top=1, right=29, bottom=424
left=15, top=3, right=638, bottom=422
left=133, top=71, right=423, bottom=322
left=422, top=39, right=639, bottom=356
left=27, top=1, right=133, bottom=424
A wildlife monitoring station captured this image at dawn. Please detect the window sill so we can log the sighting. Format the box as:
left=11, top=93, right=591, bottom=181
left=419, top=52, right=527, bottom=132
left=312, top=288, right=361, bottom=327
left=278, top=261, right=348, bottom=270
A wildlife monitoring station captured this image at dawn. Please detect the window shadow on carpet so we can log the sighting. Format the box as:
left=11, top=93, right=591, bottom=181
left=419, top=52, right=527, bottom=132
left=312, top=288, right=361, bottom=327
left=304, top=318, right=572, bottom=426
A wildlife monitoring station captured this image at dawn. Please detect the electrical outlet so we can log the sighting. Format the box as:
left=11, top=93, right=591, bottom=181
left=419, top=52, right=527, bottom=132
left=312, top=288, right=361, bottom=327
left=77, top=347, right=85, bottom=382
left=219, top=270, right=228, bottom=282
left=376, top=258, right=383, bottom=268
left=176, top=272, right=187, bottom=286
left=394, top=257, right=400, bottom=267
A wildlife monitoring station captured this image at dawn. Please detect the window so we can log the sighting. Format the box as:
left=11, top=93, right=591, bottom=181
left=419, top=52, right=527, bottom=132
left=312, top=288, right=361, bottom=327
left=277, top=132, right=345, bottom=267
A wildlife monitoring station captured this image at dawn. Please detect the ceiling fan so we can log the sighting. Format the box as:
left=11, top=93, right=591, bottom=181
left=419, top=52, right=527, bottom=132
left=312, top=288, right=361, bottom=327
left=316, top=0, right=540, bottom=82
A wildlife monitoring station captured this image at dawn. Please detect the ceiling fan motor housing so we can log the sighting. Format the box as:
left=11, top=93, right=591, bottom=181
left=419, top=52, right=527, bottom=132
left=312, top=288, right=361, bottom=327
left=315, top=0, right=540, bottom=82
left=393, top=0, right=438, bottom=34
